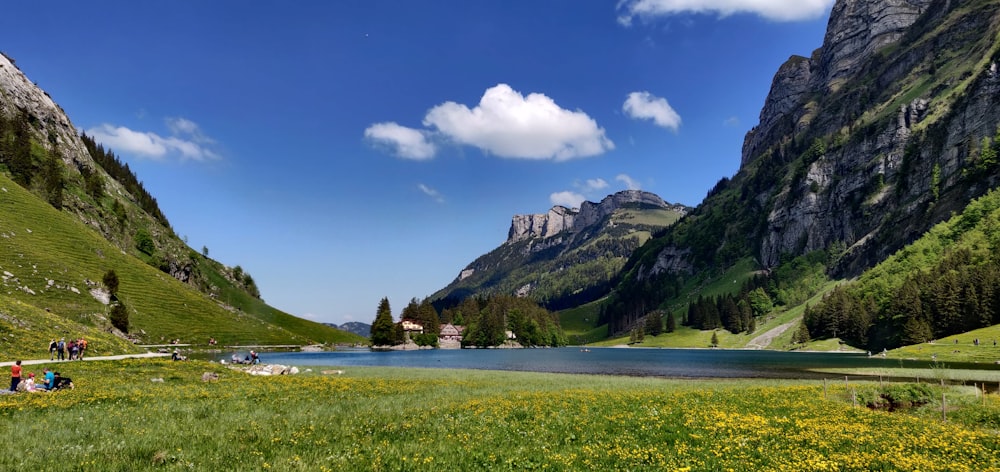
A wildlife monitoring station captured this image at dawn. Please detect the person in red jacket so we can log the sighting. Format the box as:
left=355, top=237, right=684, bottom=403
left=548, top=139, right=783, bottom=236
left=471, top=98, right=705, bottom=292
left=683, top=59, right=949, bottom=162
left=10, top=360, right=22, bottom=392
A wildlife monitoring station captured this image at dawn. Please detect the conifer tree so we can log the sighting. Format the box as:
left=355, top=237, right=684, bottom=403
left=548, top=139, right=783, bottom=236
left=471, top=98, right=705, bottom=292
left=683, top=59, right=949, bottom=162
left=370, top=297, right=396, bottom=346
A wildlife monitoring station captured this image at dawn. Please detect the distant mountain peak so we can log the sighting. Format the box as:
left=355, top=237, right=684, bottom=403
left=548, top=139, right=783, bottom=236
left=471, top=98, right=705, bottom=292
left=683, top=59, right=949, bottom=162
left=507, top=190, right=686, bottom=243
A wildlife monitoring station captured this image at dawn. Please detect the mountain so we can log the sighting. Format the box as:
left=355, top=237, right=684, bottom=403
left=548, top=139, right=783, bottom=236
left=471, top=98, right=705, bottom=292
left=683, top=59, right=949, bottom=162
left=431, top=190, right=688, bottom=310
left=603, top=0, right=1000, bottom=338
left=326, top=321, right=372, bottom=338
left=0, top=52, right=364, bottom=354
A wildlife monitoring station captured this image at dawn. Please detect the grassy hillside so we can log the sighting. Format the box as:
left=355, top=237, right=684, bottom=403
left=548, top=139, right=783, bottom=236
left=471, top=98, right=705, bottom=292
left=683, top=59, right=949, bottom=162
left=0, top=173, right=361, bottom=357
left=0, top=296, right=138, bottom=358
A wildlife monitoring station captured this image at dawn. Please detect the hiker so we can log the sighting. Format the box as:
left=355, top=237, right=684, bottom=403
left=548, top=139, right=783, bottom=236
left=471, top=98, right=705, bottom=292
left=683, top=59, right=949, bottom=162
left=79, top=338, right=87, bottom=360
left=57, top=338, right=66, bottom=361
left=48, top=339, right=57, bottom=361
left=9, top=360, right=22, bottom=392
left=68, top=339, right=78, bottom=360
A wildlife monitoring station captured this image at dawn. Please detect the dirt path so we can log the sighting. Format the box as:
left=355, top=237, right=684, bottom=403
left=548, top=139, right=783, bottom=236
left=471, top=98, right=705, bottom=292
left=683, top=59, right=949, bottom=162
left=0, top=351, right=170, bottom=367
left=746, top=320, right=799, bottom=350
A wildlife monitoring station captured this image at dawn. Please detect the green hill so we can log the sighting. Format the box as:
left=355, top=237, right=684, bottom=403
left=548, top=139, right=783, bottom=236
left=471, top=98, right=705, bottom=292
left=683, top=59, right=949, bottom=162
left=0, top=171, right=361, bottom=356
left=0, top=53, right=363, bottom=357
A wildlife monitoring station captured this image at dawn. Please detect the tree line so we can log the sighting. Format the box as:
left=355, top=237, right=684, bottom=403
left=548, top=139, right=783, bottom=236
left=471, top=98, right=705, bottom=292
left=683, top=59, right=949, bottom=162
left=0, top=108, right=66, bottom=209
left=371, top=295, right=566, bottom=348
left=805, top=246, right=1000, bottom=350
left=804, top=188, right=1000, bottom=350
left=80, top=132, right=169, bottom=227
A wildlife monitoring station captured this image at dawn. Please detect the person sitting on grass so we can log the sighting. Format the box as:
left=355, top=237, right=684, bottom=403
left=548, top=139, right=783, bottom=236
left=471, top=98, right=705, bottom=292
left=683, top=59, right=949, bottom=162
left=41, top=368, right=54, bottom=390
left=20, top=373, right=38, bottom=392
left=52, top=372, right=73, bottom=390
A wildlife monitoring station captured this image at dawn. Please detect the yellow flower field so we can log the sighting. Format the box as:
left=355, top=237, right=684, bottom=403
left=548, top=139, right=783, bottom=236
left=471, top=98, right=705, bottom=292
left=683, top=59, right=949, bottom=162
left=0, top=360, right=997, bottom=471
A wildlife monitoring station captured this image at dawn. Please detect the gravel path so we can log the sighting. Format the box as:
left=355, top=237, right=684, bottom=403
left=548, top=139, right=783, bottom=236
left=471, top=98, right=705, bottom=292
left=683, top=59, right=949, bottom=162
left=0, top=351, right=170, bottom=367
left=746, top=320, right=798, bottom=350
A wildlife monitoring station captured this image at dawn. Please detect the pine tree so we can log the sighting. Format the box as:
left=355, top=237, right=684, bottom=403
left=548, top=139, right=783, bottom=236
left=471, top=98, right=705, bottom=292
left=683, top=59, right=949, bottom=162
left=710, top=331, right=719, bottom=347
left=792, top=322, right=810, bottom=344
left=370, top=297, right=396, bottom=346
left=666, top=311, right=676, bottom=333
left=102, top=269, right=120, bottom=296
left=645, top=311, right=663, bottom=336
left=109, top=302, right=129, bottom=333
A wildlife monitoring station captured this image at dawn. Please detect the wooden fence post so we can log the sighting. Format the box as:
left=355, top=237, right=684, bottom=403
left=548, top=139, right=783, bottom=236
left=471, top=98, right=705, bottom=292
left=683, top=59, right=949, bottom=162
left=942, top=393, right=947, bottom=422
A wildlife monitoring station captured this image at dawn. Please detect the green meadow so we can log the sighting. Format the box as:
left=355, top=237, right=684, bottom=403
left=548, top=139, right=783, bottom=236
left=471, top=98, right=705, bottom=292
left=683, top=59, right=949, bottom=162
left=1, top=359, right=998, bottom=471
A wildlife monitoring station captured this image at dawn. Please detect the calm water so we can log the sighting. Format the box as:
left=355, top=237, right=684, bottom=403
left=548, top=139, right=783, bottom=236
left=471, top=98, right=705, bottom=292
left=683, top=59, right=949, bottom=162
left=208, top=347, right=999, bottom=379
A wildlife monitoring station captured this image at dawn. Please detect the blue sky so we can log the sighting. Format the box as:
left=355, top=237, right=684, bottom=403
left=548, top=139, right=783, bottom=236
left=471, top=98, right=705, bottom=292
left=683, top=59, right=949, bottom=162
left=3, top=1, right=833, bottom=325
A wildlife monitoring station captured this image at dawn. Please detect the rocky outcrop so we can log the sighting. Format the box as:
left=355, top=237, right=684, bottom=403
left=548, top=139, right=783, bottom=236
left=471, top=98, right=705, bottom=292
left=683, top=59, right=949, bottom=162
left=634, top=0, right=1000, bottom=283
left=507, top=190, right=683, bottom=243
left=0, top=53, right=94, bottom=173
left=742, top=0, right=932, bottom=166
left=817, top=0, right=931, bottom=89
left=508, top=206, right=576, bottom=242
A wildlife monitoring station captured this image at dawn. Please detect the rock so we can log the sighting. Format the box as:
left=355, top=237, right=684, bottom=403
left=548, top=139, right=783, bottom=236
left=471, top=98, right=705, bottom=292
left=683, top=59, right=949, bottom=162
left=201, top=372, right=219, bottom=382
left=506, top=190, right=684, bottom=243
left=89, top=288, right=111, bottom=305
left=244, top=364, right=296, bottom=376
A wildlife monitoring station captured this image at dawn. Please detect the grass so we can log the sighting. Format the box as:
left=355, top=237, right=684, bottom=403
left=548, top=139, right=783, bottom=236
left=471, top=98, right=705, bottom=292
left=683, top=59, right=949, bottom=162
left=0, top=359, right=998, bottom=471
left=0, top=174, right=361, bottom=352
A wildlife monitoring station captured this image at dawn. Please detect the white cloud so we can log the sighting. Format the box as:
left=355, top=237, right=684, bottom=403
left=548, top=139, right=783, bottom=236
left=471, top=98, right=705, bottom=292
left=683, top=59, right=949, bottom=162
left=616, top=174, right=641, bottom=190
left=418, top=183, right=444, bottom=203
left=617, top=0, right=834, bottom=23
left=364, top=122, right=436, bottom=160
left=582, top=178, right=608, bottom=192
left=550, top=191, right=586, bottom=209
left=86, top=120, right=220, bottom=161
left=723, top=116, right=741, bottom=127
left=623, top=91, right=681, bottom=132
left=423, top=84, right=613, bottom=161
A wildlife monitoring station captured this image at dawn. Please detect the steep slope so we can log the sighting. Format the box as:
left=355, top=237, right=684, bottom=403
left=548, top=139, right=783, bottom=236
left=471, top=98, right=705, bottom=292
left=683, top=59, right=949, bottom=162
left=0, top=52, right=362, bottom=350
left=606, top=0, right=1000, bottom=334
left=432, top=190, right=688, bottom=310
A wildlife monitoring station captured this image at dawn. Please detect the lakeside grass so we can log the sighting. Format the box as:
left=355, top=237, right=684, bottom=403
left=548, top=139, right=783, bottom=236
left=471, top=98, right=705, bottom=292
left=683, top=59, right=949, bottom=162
left=1, top=359, right=998, bottom=471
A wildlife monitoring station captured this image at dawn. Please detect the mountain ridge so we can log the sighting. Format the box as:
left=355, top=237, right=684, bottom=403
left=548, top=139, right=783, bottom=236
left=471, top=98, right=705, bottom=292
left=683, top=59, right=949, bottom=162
left=433, top=190, right=688, bottom=311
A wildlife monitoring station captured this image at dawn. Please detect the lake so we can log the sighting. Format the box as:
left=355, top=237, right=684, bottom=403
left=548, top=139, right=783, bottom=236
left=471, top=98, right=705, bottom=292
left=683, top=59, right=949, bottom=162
left=209, top=347, right=1000, bottom=379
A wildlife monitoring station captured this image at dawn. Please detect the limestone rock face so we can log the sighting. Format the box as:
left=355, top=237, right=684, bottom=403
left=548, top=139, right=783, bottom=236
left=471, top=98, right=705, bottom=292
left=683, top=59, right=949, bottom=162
left=506, top=190, right=682, bottom=243
left=817, top=0, right=931, bottom=89
left=646, top=0, right=1000, bottom=280
left=508, top=206, right=575, bottom=242
left=741, top=0, right=932, bottom=167
left=0, top=53, right=94, bottom=172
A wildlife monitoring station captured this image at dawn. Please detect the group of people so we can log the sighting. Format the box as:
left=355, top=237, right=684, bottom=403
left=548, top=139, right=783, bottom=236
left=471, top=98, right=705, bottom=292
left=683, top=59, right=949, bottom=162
left=228, top=350, right=260, bottom=365
left=8, top=361, right=73, bottom=393
left=47, top=338, right=87, bottom=361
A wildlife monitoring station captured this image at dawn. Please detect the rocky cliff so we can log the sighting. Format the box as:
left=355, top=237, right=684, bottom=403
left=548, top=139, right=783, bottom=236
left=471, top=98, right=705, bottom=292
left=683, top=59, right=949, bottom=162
left=644, top=0, right=1000, bottom=280
left=507, top=190, right=684, bottom=243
